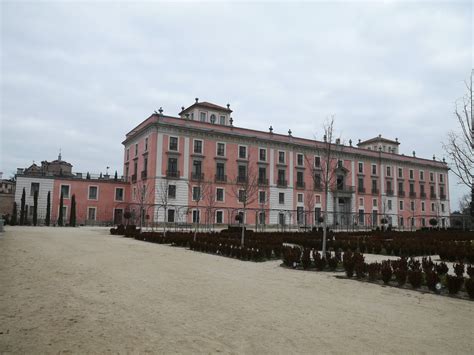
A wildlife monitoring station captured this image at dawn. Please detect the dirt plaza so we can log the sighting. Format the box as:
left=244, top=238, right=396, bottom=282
left=1, top=227, right=473, bottom=354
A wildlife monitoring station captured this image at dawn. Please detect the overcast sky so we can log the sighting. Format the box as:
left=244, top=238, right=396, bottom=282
left=1, top=0, right=472, bottom=209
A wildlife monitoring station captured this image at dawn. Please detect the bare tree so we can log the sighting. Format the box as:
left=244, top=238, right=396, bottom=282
left=257, top=187, right=270, bottom=232
left=187, top=176, right=212, bottom=240
left=156, top=178, right=171, bottom=236
left=304, top=189, right=316, bottom=229
left=443, top=71, right=473, bottom=217
left=202, top=179, right=217, bottom=231
left=230, top=160, right=260, bottom=246
left=312, top=116, right=341, bottom=257
left=133, top=179, right=155, bottom=231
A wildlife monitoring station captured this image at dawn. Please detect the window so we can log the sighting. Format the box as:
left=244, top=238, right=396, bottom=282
left=216, top=163, right=225, bottom=180
left=169, top=137, right=178, bottom=151
left=358, top=162, right=363, bottom=174
left=115, top=188, right=124, bottom=201
left=126, top=148, right=130, bottom=161
left=409, top=169, right=414, bottom=179
left=439, top=174, right=444, bottom=183
left=193, top=140, right=203, bottom=154
left=314, top=173, right=322, bottom=189
left=399, top=201, right=404, bottom=210
left=297, top=193, right=303, bottom=203
left=337, top=160, right=343, bottom=168
left=430, top=172, right=434, bottom=182
left=411, top=201, right=415, bottom=211
left=421, top=202, right=425, bottom=212
left=315, top=195, right=321, bottom=204
left=441, top=203, right=445, bottom=212
left=143, top=157, right=148, bottom=174
left=314, top=156, right=321, bottom=168
left=30, top=182, right=40, bottom=196
left=210, top=114, right=216, bottom=124
left=167, top=209, right=175, bottom=222
left=358, top=209, right=365, bottom=225
left=168, top=185, right=176, bottom=199
left=192, top=186, right=201, bottom=201
left=87, top=207, right=96, bottom=221
left=398, top=181, right=404, bottom=192
left=398, top=167, right=403, bottom=178
left=421, top=218, right=426, bottom=227
left=440, top=185, right=445, bottom=196
left=88, top=186, right=98, bottom=200
left=61, top=185, right=70, bottom=199
left=145, top=137, right=149, bottom=151
left=373, top=198, right=377, bottom=207
left=278, top=151, right=285, bottom=164
left=200, top=112, right=206, bottom=122
left=217, top=143, right=225, bottom=157
left=297, top=153, right=304, bottom=166
left=400, top=217, right=404, bottom=226
left=259, top=148, right=266, bottom=161
left=167, top=158, right=178, bottom=175
left=193, top=160, right=202, bottom=176
left=216, top=210, right=223, bottom=224
left=192, top=210, right=200, bottom=223
left=278, top=169, right=286, bottom=185
left=387, top=200, right=392, bottom=210
left=216, top=188, right=224, bottom=202
left=420, top=171, right=424, bottom=180
left=296, top=171, right=304, bottom=186
left=315, top=208, right=322, bottom=223
left=279, top=192, right=285, bottom=204
left=238, top=190, right=246, bottom=203
left=371, top=179, right=377, bottom=192
left=135, top=143, right=138, bottom=156
left=358, top=177, right=364, bottom=191
left=259, top=191, right=266, bottom=204
left=409, top=183, right=414, bottom=193
left=239, top=146, right=247, bottom=159
left=386, top=180, right=392, bottom=193
left=219, top=115, right=226, bottom=125
left=258, top=167, right=266, bottom=183
left=372, top=164, right=377, bottom=175
left=386, top=166, right=391, bottom=177
left=359, top=197, right=364, bottom=206
left=238, top=165, right=247, bottom=181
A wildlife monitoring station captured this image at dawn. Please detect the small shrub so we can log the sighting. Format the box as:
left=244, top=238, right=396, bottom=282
left=453, top=263, right=465, bottom=278
left=408, top=270, right=423, bottom=288
left=394, top=268, right=407, bottom=286
left=435, top=262, right=449, bottom=276
left=467, top=265, right=474, bottom=279
left=314, top=252, right=327, bottom=271
left=425, top=271, right=440, bottom=292
left=445, top=275, right=463, bottom=295
left=367, top=262, right=380, bottom=281
left=343, top=251, right=355, bottom=278
left=327, top=256, right=338, bottom=271
left=381, top=261, right=392, bottom=284
left=465, top=278, right=474, bottom=299
left=301, top=248, right=311, bottom=270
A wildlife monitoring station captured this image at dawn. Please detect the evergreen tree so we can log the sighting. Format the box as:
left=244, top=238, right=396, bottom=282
left=20, top=187, right=26, bottom=225
left=45, top=191, right=51, bottom=226
left=11, top=202, right=17, bottom=225
left=24, top=205, right=29, bottom=225
left=70, top=194, right=76, bottom=227
left=58, top=191, right=64, bottom=226
left=33, top=190, right=38, bottom=226
left=114, top=170, right=118, bottom=181
left=86, top=172, right=91, bottom=179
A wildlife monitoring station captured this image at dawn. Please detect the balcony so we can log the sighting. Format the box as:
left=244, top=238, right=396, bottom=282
left=386, top=189, right=394, bottom=196
left=141, top=170, right=147, bottom=179
left=131, top=174, right=137, bottom=183
left=371, top=188, right=379, bottom=195
left=398, top=190, right=405, bottom=197
left=358, top=187, right=366, bottom=194
left=237, top=175, right=247, bottom=184
left=420, top=192, right=426, bottom=199
left=333, top=185, right=355, bottom=194
left=314, top=183, right=323, bottom=191
left=296, top=181, right=305, bottom=189
left=215, top=174, right=227, bottom=183
left=191, top=172, right=204, bottom=181
left=409, top=191, right=417, bottom=198
left=166, top=170, right=180, bottom=179
left=258, top=177, right=269, bottom=186
left=440, top=194, right=446, bottom=200
left=430, top=193, right=437, bottom=199
left=277, top=179, right=288, bottom=187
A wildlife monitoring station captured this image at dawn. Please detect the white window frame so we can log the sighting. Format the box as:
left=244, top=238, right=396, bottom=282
left=279, top=192, right=285, bottom=204
left=192, top=186, right=201, bottom=201
left=314, top=156, right=321, bottom=168
left=258, top=147, right=267, bottom=162
left=238, top=189, right=245, bottom=203
left=296, top=153, right=304, bottom=167
left=87, top=206, right=97, bottom=221
left=409, top=169, right=414, bottom=180
left=199, top=111, right=207, bottom=122
left=169, top=136, right=179, bottom=152
left=59, top=205, right=68, bottom=219
left=145, top=136, right=149, bottom=152
left=216, top=187, right=225, bottom=203
left=358, top=162, right=364, bottom=174
left=167, top=208, right=176, bottom=223
left=258, top=190, right=266, bottom=204
left=219, top=115, right=226, bottom=125
left=372, top=198, right=377, bottom=207
left=371, top=164, right=377, bottom=175
left=297, top=193, right=303, bottom=203
left=114, top=187, right=124, bottom=202
left=278, top=150, right=286, bottom=164
left=439, top=173, right=444, bottom=183
left=210, top=114, right=217, bottom=124
left=216, top=142, right=226, bottom=157
left=88, top=185, right=99, bottom=201
left=192, top=209, right=200, bottom=223
left=215, top=210, right=224, bottom=224
left=238, top=145, right=248, bottom=159
left=193, top=139, right=203, bottom=155
left=399, top=201, right=404, bottom=211
left=60, top=184, right=71, bottom=199
left=419, top=170, right=424, bottom=181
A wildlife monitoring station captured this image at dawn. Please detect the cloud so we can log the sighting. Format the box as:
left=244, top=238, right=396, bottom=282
left=1, top=0, right=471, bottom=208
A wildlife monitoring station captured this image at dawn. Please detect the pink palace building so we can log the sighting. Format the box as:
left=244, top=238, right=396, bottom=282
left=15, top=99, right=451, bottom=229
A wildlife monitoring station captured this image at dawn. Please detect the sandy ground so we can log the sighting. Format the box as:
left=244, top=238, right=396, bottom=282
left=1, top=227, right=473, bottom=354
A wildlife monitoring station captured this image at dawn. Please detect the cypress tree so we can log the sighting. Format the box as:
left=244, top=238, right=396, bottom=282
left=24, top=205, right=29, bottom=225
left=20, top=187, right=26, bottom=225
left=58, top=191, right=64, bottom=226
left=114, top=170, right=118, bottom=181
left=86, top=172, right=91, bottom=179
left=70, top=194, right=76, bottom=227
left=45, top=191, right=51, bottom=226
left=11, top=202, right=17, bottom=225
left=33, top=190, right=38, bottom=226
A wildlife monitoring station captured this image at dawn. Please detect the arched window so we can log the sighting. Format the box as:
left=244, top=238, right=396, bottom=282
left=210, top=114, right=216, bottom=124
